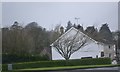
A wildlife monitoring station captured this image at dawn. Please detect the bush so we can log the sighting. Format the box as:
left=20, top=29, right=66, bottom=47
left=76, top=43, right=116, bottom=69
left=2, top=58, right=111, bottom=71
left=2, top=54, right=49, bottom=64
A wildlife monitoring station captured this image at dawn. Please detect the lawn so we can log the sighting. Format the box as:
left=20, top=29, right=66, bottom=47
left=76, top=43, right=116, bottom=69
left=6, top=64, right=120, bottom=72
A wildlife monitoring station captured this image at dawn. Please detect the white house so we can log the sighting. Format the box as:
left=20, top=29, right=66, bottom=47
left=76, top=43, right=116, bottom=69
left=50, top=27, right=116, bottom=60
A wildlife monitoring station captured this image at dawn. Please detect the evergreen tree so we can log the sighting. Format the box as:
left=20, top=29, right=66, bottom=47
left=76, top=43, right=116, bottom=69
left=85, top=26, right=97, bottom=34
left=99, top=23, right=113, bottom=42
left=85, top=26, right=98, bottom=40
left=65, top=21, right=72, bottom=31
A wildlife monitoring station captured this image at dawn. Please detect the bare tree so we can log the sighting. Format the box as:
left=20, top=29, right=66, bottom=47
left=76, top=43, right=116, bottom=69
left=53, top=31, right=88, bottom=60
left=49, top=24, right=61, bottom=43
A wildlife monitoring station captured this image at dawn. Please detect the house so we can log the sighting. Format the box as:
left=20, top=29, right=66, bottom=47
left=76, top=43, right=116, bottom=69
left=50, top=27, right=116, bottom=60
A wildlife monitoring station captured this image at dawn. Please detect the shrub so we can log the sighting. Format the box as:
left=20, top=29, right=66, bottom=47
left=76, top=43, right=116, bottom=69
left=2, top=54, right=49, bottom=64
left=2, top=58, right=111, bottom=71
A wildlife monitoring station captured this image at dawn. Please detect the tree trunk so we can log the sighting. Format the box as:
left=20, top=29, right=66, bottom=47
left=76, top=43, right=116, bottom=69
left=64, top=56, right=69, bottom=60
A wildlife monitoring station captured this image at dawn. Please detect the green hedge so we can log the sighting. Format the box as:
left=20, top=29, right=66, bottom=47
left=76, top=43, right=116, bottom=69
left=2, top=54, right=49, bottom=64
left=2, top=58, right=111, bottom=71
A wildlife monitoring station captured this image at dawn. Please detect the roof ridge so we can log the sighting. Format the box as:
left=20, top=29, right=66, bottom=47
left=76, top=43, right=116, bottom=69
left=50, top=27, right=112, bottom=46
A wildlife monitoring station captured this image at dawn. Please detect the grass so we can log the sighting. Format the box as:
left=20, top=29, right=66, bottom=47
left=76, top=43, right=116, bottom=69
left=9, top=64, right=120, bottom=72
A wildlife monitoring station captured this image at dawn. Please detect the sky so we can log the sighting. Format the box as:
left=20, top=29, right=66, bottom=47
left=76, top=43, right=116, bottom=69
left=118, top=2, right=120, bottom=31
left=2, top=2, right=118, bottom=31
left=1, top=0, right=119, bottom=2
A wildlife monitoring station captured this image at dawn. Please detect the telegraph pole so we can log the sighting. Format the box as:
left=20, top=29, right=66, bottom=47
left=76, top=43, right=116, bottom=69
left=75, top=17, right=80, bottom=25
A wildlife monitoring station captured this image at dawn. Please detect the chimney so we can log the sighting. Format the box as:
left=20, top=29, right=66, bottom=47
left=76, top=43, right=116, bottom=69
left=60, top=26, right=64, bottom=35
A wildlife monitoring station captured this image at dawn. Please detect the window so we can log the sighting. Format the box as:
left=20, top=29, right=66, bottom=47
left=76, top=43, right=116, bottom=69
left=96, top=55, right=98, bottom=58
left=101, top=52, right=104, bottom=57
left=109, top=45, right=111, bottom=49
left=109, top=54, right=111, bottom=57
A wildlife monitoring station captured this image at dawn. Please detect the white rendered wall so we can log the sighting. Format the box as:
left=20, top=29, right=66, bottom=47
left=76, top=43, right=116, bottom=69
left=52, top=42, right=104, bottom=60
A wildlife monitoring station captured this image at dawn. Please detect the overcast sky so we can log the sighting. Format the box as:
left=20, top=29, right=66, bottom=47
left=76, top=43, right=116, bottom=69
left=2, top=2, right=118, bottom=31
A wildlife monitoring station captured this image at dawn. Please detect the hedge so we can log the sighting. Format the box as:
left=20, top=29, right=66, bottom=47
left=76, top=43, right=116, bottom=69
left=2, top=58, right=111, bottom=71
left=2, top=54, right=49, bottom=64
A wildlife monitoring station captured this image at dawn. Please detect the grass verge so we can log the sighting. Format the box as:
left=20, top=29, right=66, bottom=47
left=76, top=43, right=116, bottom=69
left=9, top=64, right=120, bottom=72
